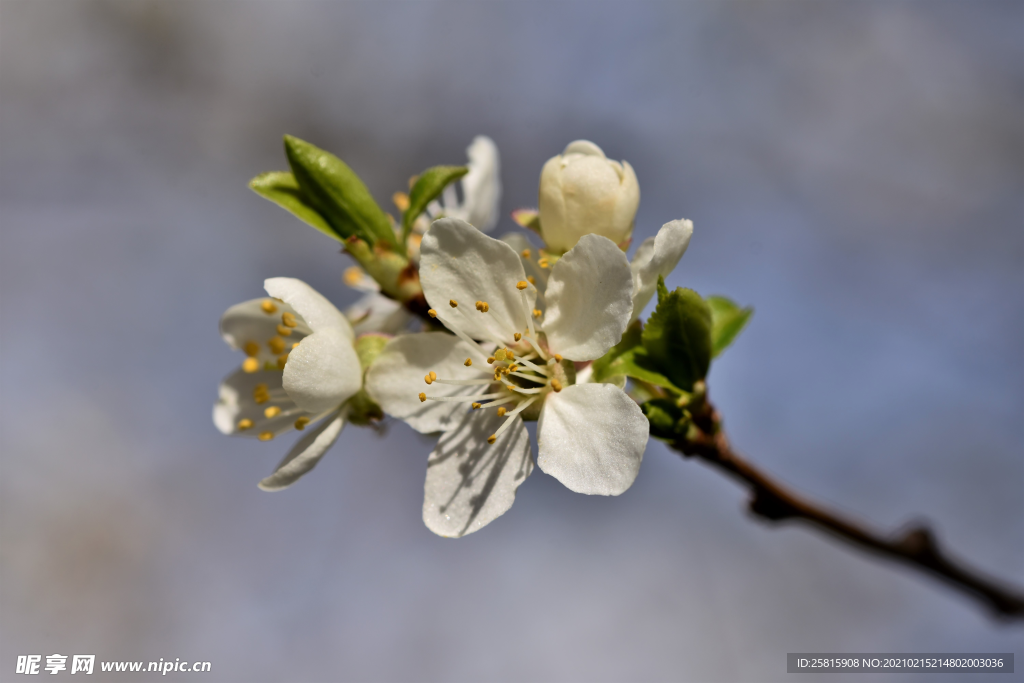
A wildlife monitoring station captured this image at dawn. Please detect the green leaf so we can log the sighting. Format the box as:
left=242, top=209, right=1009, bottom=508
left=402, top=165, right=468, bottom=241
left=283, top=135, right=399, bottom=251
left=706, top=295, right=754, bottom=358
left=656, top=275, right=669, bottom=305
left=641, top=285, right=712, bottom=391
left=511, top=208, right=542, bottom=234
left=249, top=171, right=341, bottom=242
left=641, top=399, right=691, bottom=441
left=591, top=322, right=683, bottom=392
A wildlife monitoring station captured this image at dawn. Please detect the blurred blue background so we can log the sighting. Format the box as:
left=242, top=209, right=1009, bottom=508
left=1, top=1, right=1021, bottom=681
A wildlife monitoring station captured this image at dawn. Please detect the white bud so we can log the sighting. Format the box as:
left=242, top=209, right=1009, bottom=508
left=538, top=140, right=640, bottom=253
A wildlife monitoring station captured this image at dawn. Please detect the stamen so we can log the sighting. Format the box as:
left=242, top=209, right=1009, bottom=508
left=261, top=300, right=278, bottom=314
left=527, top=276, right=536, bottom=285
left=496, top=407, right=507, bottom=417
left=429, top=371, right=437, bottom=381
left=487, top=395, right=540, bottom=444
left=277, top=354, right=289, bottom=369
left=449, top=299, right=458, bottom=308
left=281, top=312, right=298, bottom=328
left=242, top=357, right=260, bottom=373
left=464, top=358, right=473, bottom=367
left=423, top=392, right=504, bottom=403
left=500, top=380, right=545, bottom=394
left=258, top=431, right=274, bottom=441
left=516, top=281, right=529, bottom=291
left=487, top=435, right=497, bottom=444
left=521, top=249, right=531, bottom=259
left=418, top=393, right=427, bottom=402
left=291, top=342, right=300, bottom=350
left=276, top=324, right=293, bottom=337
left=487, top=356, right=495, bottom=364
left=268, top=337, right=286, bottom=355
left=243, top=341, right=260, bottom=357
left=514, top=357, right=550, bottom=374
left=506, top=348, right=515, bottom=359
left=264, top=406, right=282, bottom=418
left=520, top=289, right=536, bottom=339
left=428, top=309, right=438, bottom=318
left=392, top=191, right=410, bottom=212
left=508, top=371, right=547, bottom=384
left=424, top=374, right=434, bottom=385
left=475, top=301, right=490, bottom=312
left=343, top=267, right=365, bottom=287
left=550, top=378, right=563, bottom=392
left=253, top=383, right=270, bottom=403
left=237, top=419, right=253, bottom=431
left=294, top=416, right=310, bottom=430
left=432, top=378, right=493, bottom=386
left=471, top=402, right=481, bottom=409
left=554, top=354, right=563, bottom=362
left=533, top=309, right=542, bottom=318
left=514, top=333, right=521, bottom=342
left=538, top=258, right=549, bottom=269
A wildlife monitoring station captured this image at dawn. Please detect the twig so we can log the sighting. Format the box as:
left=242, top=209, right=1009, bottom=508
left=672, top=397, right=1024, bottom=620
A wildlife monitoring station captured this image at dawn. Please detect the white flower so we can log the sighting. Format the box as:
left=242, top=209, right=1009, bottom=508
left=366, top=218, right=650, bottom=537
left=629, top=218, right=694, bottom=321
left=213, top=278, right=364, bottom=491
left=342, top=265, right=416, bottom=336
left=426, top=135, right=502, bottom=232
left=538, top=140, right=640, bottom=253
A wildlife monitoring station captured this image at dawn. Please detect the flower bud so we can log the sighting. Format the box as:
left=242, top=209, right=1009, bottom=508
left=538, top=140, right=640, bottom=253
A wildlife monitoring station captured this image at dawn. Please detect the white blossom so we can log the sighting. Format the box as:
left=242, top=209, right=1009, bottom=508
left=426, top=135, right=502, bottom=232
left=213, top=278, right=363, bottom=491
left=538, top=140, right=640, bottom=253
left=366, top=218, right=649, bottom=537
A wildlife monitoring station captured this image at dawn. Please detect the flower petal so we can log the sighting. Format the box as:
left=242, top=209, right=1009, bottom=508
left=347, top=292, right=415, bottom=336
left=282, top=327, right=362, bottom=414
left=543, top=234, right=634, bottom=361
left=213, top=367, right=314, bottom=438
left=460, top=135, right=502, bottom=232
left=536, top=383, right=649, bottom=495
left=365, top=332, right=491, bottom=434
left=423, top=409, right=533, bottom=537
left=258, top=411, right=345, bottom=491
left=220, top=298, right=303, bottom=358
left=264, top=277, right=354, bottom=342
left=630, top=219, right=693, bottom=320
left=420, top=218, right=535, bottom=345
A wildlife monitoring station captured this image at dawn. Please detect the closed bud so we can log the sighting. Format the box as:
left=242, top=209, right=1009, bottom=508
left=538, top=140, right=640, bottom=253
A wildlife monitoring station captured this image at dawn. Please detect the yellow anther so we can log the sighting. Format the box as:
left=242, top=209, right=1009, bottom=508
left=538, top=258, right=549, bottom=269
left=237, top=418, right=253, bottom=431
left=487, top=356, right=496, bottom=364
left=516, top=280, right=528, bottom=290
left=392, top=191, right=410, bottom=212
left=429, top=371, right=437, bottom=381
left=281, top=311, right=297, bottom=327
left=509, top=364, right=518, bottom=373
left=480, top=302, right=489, bottom=312
left=449, top=299, right=458, bottom=308
left=554, top=354, right=563, bottom=362
left=424, top=374, right=433, bottom=385
left=242, top=357, right=260, bottom=373
left=243, top=341, right=260, bottom=357
left=253, top=383, right=269, bottom=402
left=343, top=267, right=365, bottom=287
left=550, top=378, right=563, bottom=392
left=264, top=406, right=282, bottom=418
left=294, top=416, right=310, bottom=430
left=521, top=249, right=531, bottom=259
left=427, top=309, right=438, bottom=318
left=487, top=435, right=497, bottom=444
left=496, top=407, right=507, bottom=417
left=277, top=353, right=289, bottom=369
left=268, top=336, right=286, bottom=355
left=514, top=333, right=522, bottom=342
left=291, top=342, right=300, bottom=350
left=506, top=348, right=515, bottom=359
left=464, top=358, right=473, bottom=367
left=276, top=324, right=293, bottom=337
left=527, top=275, right=536, bottom=285
left=533, top=309, right=542, bottom=318
left=258, top=431, right=274, bottom=441
left=494, top=349, right=507, bottom=361
left=261, top=300, right=278, bottom=314
left=418, top=392, right=427, bottom=402
left=471, top=402, right=482, bottom=410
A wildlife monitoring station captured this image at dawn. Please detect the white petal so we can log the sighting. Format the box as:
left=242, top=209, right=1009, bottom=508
left=282, top=328, right=362, bottom=414
left=536, top=383, right=649, bottom=495
left=264, top=277, right=354, bottom=342
left=630, top=219, right=693, bottom=320
left=365, top=332, right=491, bottom=434
left=420, top=218, right=535, bottom=345
left=347, top=292, right=414, bottom=336
left=543, top=234, right=634, bottom=361
left=219, top=298, right=300, bottom=357
left=461, top=135, right=502, bottom=232
left=213, top=368, right=312, bottom=437
left=423, top=409, right=533, bottom=537
left=258, top=411, right=345, bottom=491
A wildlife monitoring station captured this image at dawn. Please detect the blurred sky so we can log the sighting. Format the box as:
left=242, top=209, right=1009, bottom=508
left=1, top=1, right=1022, bottom=681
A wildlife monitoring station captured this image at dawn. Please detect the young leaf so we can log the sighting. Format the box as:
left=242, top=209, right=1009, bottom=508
left=641, top=286, right=712, bottom=391
left=283, top=135, right=399, bottom=251
left=511, top=208, right=542, bottom=234
left=591, top=322, right=683, bottom=392
left=249, top=172, right=341, bottom=242
left=402, top=165, right=468, bottom=241
left=706, top=295, right=754, bottom=358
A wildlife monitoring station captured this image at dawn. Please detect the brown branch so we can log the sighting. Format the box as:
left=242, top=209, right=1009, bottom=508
left=672, top=397, right=1024, bottom=620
